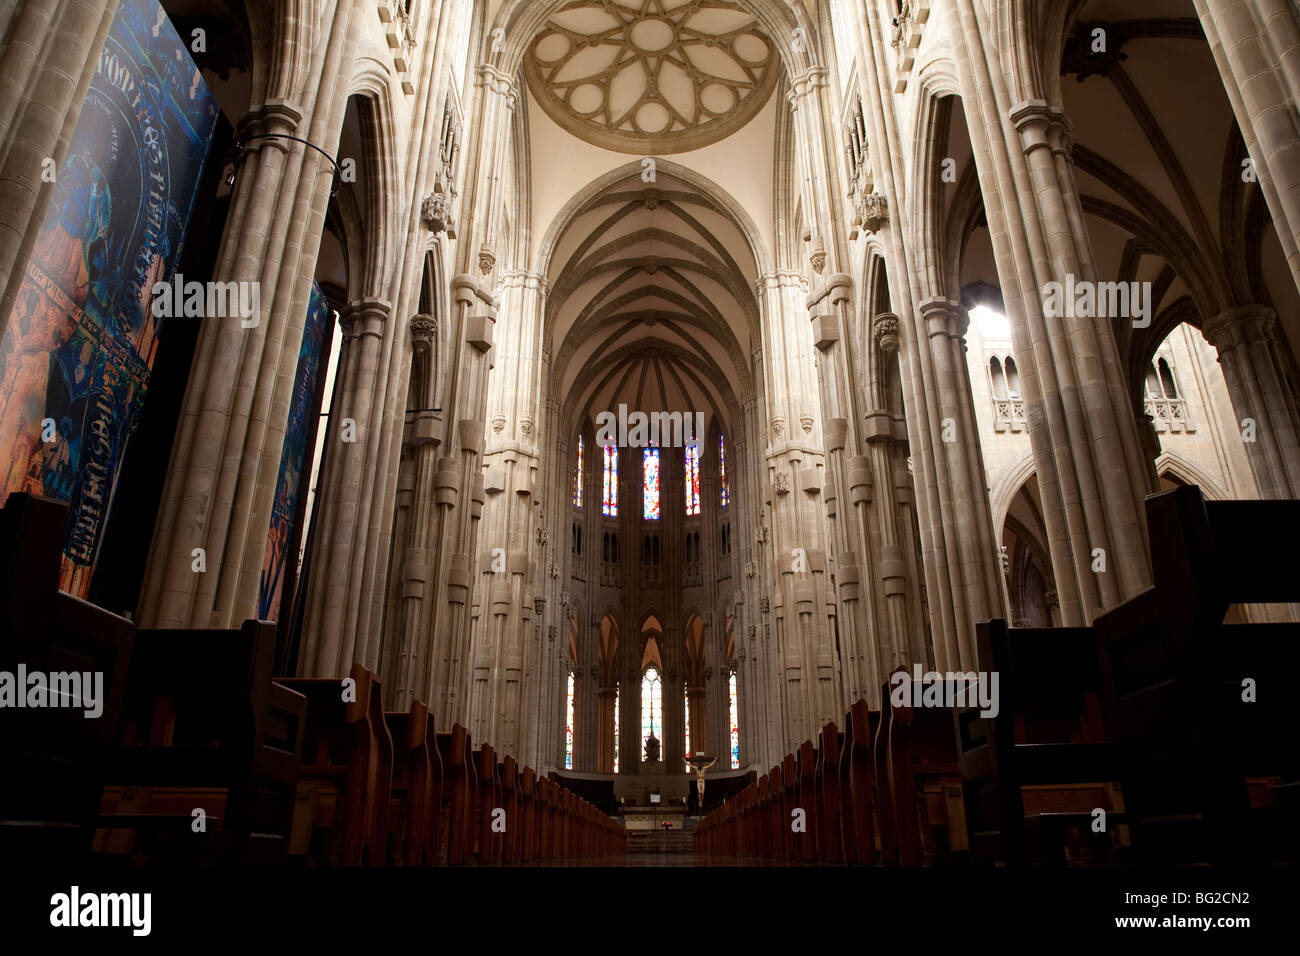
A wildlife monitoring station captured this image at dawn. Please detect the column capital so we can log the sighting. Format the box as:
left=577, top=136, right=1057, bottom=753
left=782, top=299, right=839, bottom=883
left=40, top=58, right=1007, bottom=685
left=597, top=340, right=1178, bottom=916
left=1203, top=304, right=1277, bottom=352
left=755, top=270, right=806, bottom=297
left=917, top=296, right=968, bottom=341
left=340, top=297, right=392, bottom=340
left=1009, top=99, right=1074, bottom=157
left=785, top=66, right=829, bottom=106
left=476, top=64, right=520, bottom=106
left=242, top=98, right=305, bottom=140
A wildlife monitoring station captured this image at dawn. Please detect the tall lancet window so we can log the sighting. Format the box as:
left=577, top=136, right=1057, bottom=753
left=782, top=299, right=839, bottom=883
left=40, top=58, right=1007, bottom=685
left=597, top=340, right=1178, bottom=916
left=613, top=687, right=620, bottom=772
left=728, top=672, right=739, bottom=768
left=684, top=690, right=692, bottom=772
left=602, top=442, right=618, bottom=516
left=684, top=442, right=700, bottom=516
left=641, top=665, right=662, bottom=760
left=573, top=435, right=583, bottom=508
left=565, top=672, right=575, bottom=769
left=643, top=447, right=660, bottom=519
left=719, top=434, right=729, bottom=508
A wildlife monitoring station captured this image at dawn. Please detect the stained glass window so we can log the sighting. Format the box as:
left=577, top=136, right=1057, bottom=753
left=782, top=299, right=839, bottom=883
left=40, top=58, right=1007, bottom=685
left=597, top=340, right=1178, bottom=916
left=684, top=690, right=692, bottom=772
left=613, top=687, right=620, bottom=773
left=684, top=442, right=700, bottom=516
left=641, top=665, right=662, bottom=760
left=642, top=447, right=660, bottom=520
left=719, top=434, right=729, bottom=508
left=729, top=671, right=739, bottom=769
left=602, top=442, right=618, bottom=516
left=573, top=435, right=583, bottom=508
left=565, top=672, right=575, bottom=769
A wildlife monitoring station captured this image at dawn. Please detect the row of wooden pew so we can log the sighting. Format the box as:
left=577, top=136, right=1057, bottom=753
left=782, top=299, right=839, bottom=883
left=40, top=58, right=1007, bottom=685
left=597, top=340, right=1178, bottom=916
left=697, top=486, right=1300, bottom=865
left=0, top=493, right=625, bottom=865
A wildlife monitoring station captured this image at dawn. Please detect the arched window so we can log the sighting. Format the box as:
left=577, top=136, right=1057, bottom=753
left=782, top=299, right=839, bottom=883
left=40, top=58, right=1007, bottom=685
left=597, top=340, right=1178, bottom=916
left=641, top=665, right=662, bottom=761
left=729, top=671, right=739, bottom=768
left=719, top=434, right=730, bottom=508
left=573, top=435, right=583, bottom=507
left=602, top=442, right=618, bottom=516
left=564, top=671, right=575, bottom=769
left=1004, top=357, right=1020, bottom=398
left=1158, top=358, right=1179, bottom=399
left=990, top=357, right=1007, bottom=399
left=684, top=442, right=700, bottom=516
left=684, top=689, right=692, bottom=773
left=643, top=447, right=660, bottom=519
left=1145, top=362, right=1163, bottom=398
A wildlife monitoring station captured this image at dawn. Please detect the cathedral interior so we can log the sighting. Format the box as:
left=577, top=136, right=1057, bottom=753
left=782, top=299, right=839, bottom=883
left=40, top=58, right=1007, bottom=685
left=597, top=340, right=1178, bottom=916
left=1, top=0, right=1299, bottom=907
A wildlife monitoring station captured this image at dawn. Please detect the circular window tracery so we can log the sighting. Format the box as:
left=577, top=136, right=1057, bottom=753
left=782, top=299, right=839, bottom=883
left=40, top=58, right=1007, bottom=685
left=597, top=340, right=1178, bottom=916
left=524, top=0, right=778, bottom=154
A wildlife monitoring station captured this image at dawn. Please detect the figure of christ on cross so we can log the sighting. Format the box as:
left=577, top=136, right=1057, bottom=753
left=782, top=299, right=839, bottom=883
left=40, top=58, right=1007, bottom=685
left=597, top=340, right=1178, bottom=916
left=686, top=753, right=718, bottom=809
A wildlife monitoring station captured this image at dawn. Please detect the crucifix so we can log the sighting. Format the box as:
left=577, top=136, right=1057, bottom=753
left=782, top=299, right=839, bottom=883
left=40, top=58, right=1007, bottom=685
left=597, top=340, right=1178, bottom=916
left=685, top=751, right=718, bottom=808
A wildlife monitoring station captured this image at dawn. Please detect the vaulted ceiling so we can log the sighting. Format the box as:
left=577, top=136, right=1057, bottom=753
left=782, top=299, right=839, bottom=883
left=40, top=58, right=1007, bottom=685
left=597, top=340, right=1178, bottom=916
left=546, top=168, right=758, bottom=438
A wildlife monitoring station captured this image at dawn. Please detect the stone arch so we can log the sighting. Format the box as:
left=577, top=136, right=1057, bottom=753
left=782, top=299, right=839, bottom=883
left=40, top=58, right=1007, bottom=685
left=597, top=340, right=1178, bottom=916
left=534, top=159, right=773, bottom=284
left=1155, top=451, right=1229, bottom=501
left=991, top=451, right=1040, bottom=535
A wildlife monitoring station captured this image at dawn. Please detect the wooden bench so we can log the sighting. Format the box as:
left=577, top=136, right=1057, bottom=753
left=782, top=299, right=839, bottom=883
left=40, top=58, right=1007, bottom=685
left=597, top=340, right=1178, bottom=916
left=0, top=493, right=134, bottom=860
left=475, top=744, right=501, bottom=863
left=885, top=667, right=966, bottom=866
left=435, top=724, right=475, bottom=864
left=519, top=766, right=536, bottom=863
left=840, top=699, right=879, bottom=864
left=1095, top=485, right=1300, bottom=863
left=278, top=663, right=392, bottom=865
left=954, top=620, right=1124, bottom=866
left=500, top=755, right=519, bottom=863
left=384, top=700, right=441, bottom=866
left=95, top=619, right=307, bottom=865
left=796, top=740, right=818, bottom=862
left=815, top=721, right=844, bottom=863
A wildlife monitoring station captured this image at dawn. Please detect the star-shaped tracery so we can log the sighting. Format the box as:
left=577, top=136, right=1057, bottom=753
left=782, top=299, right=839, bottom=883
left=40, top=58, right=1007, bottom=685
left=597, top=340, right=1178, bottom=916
left=525, top=0, right=778, bottom=154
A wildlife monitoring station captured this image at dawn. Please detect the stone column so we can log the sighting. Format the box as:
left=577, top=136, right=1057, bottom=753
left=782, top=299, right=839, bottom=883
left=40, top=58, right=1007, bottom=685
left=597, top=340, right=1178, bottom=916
left=949, top=0, right=1154, bottom=625
left=0, top=0, right=117, bottom=342
left=843, top=0, right=1004, bottom=677
left=1195, top=0, right=1300, bottom=293
left=596, top=685, right=616, bottom=772
left=139, top=0, right=357, bottom=631
left=1203, top=305, right=1300, bottom=498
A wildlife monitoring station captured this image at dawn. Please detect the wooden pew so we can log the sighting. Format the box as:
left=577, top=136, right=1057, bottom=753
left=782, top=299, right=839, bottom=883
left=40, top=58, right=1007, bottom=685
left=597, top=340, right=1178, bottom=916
left=1095, top=486, right=1300, bottom=863
left=886, top=667, right=966, bottom=866
left=816, top=721, right=844, bottom=863
left=475, top=744, right=501, bottom=863
left=279, top=663, right=393, bottom=866
left=954, top=620, right=1123, bottom=866
left=96, top=619, right=307, bottom=865
left=384, top=700, right=441, bottom=866
left=768, top=764, right=786, bottom=862
left=537, top=776, right=553, bottom=861
left=500, top=755, right=520, bottom=863
left=796, top=740, right=818, bottom=862
left=781, top=753, right=798, bottom=861
left=0, top=493, right=134, bottom=859
left=435, top=724, right=475, bottom=865
left=873, top=689, right=899, bottom=865
left=840, top=699, right=879, bottom=864
left=519, top=766, right=536, bottom=863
